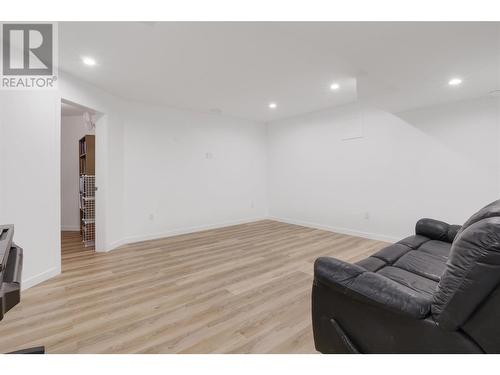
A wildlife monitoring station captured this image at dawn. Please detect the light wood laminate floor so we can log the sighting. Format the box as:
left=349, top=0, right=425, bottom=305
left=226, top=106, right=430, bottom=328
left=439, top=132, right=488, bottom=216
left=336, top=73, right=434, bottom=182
left=0, top=220, right=387, bottom=353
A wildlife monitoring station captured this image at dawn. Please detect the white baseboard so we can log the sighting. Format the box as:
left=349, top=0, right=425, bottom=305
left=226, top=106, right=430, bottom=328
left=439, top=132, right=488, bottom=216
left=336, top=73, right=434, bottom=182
left=104, top=216, right=269, bottom=252
left=22, top=266, right=61, bottom=290
left=269, top=216, right=399, bottom=243
left=61, top=225, right=80, bottom=231
left=104, top=238, right=128, bottom=252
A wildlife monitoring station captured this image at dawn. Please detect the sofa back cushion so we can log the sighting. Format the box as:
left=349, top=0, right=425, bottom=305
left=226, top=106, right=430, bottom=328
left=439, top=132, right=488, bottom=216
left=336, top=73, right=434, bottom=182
left=432, top=199, right=500, bottom=330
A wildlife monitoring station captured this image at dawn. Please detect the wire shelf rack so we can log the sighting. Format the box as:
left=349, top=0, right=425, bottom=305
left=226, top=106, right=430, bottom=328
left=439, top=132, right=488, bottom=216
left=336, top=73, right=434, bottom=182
left=80, top=175, right=95, bottom=247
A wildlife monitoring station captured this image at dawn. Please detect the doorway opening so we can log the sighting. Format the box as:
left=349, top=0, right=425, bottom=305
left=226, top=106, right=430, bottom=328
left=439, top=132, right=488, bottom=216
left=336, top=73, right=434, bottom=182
left=60, top=99, right=101, bottom=261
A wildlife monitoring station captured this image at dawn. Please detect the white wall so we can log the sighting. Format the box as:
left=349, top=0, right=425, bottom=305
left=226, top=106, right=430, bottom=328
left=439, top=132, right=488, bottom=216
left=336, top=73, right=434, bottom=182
left=60, top=115, right=95, bottom=231
left=121, top=103, right=268, bottom=243
left=0, top=90, right=61, bottom=288
left=267, top=97, right=500, bottom=242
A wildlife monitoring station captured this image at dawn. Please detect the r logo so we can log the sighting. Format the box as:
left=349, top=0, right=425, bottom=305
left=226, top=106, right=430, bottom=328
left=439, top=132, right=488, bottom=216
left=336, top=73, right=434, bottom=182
left=2, top=23, right=53, bottom=76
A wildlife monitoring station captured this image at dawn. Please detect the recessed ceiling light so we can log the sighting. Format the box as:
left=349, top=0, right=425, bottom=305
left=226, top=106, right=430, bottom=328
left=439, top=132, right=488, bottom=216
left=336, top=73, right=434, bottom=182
left=82, top=57, right=97, bottom=66
left=268, top=102, right=277, bottom=109
left=448, top=78, right=462, bottom=86
left=330, top=83, right=340, bottom=90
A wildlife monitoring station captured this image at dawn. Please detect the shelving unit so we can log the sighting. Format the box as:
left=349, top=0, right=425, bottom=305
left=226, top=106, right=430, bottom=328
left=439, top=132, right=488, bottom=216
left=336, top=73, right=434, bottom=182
left=79, top=135, right=95, bottom=247
left=79, top=135, right=95, bottom=175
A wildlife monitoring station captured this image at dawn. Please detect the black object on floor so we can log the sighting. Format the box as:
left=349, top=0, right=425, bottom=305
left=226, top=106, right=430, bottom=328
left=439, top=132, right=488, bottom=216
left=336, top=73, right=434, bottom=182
left=1, top=224, right=45, bottom=354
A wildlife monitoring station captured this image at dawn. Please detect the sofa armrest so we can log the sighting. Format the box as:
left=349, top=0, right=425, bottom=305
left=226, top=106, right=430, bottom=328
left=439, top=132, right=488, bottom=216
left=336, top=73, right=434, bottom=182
left=415, top=218, right=461, bottom=243
left=314, top=257, right=431, bottom=319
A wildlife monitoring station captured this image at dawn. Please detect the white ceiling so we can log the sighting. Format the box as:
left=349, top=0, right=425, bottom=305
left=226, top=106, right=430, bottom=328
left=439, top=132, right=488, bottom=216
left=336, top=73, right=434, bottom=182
left=59, top=22, right=500, bottom=122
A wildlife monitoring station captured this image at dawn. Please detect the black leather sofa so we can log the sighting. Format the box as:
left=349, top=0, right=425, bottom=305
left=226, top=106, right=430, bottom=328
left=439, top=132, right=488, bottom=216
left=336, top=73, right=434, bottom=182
left=312, top=199, right=500, bottom=353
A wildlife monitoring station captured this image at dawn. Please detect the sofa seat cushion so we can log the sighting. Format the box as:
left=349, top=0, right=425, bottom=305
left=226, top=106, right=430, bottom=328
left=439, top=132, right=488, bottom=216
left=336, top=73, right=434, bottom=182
left=419, top=240, right=452, bottom=260
left=394, top=250, right=447, bottom=282
left=355, top=234, right=450, bottom=293
left=377, top=266, right=438, bottom=297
